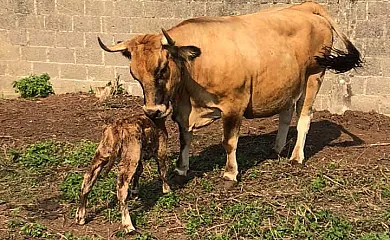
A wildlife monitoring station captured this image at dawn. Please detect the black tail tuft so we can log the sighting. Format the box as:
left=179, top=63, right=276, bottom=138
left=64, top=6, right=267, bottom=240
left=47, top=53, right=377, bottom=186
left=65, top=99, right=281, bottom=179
left=315, top=42, right=363, bottom=73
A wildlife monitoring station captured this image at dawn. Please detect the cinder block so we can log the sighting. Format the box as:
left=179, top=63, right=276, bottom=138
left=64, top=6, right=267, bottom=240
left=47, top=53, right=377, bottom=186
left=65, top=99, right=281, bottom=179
left=0, top=76, right=18, bottom=93
left=0, top=63, right=7, bottom=76
left=28, top=30, right=56, bottom=47
left=0, top=45, right=20, bottom=61
left=45, top=15, right=73, bottom=31
left=381, top=59, right=390, bottom=77
left=103, top=17, right=132, bottom=33
left=367, top=1, right=389, bottom=19
left=355, top=57, right=382, bottom=77
left=75, top=48, right=103, bottom=65
left=128, top=82, right=143, bottom=96
left=32, top=62, right=60, bottom=77
left=0, top=14, right=17, bottom=29
left=350, top=76, right=366, bottom=95
left=114, top=0, right=144, bottom=18
left=364, top=39, right=389, bottom=58
left=57, top=0, right=84, bottom=15
left=56, top=32, right=84, bottom=48
left=206, top=2, right=224, bottom=17
left=6, top=61, right=33, bottom=77
left=48, top=48, right=75, bottom=63
left=115, top=67, right=131, bottom=81
left=21, top=46, right=48, bottom=62
left=85, top=0, right=114, bottom=16
left=144, top=1, right=174, bottom=18
left=74, top=16, right=102, bottom=32
left=355, top=1, right=367, bottom=21
left=10, top=0, right=34, bottom=14
left=17, top=14, right=45, bottom=29
left=85, top=33, right=112, bottom=48
left=87, top=65, right=115, bottom=82
left=379, top=96, right=390, bottom=115
left=60, top=64, right=87, bottom=80
left=355, top=20, right=384, bottom=39
left=8, top=29, right=28, bottom=46
left=104, top=53, right=129, bottom=67
left=36, top=0, right=55, bottom=15
left=366, top=77, right=390, bottom=96
left=191, top=2, right=206, bottom=17
left=350, top=95, right=380, bottom=113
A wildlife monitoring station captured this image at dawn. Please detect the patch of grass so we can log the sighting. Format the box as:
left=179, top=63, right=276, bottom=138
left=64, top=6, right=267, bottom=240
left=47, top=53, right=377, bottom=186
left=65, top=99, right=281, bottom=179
left=311, top=175, right=326, bottom=191
left=381, top=187, right=390, bottom=198
left=12, top=141, right=60, bottom=171
left=19, top=222, right=52, bottom=238
left=199, top=178, right=214, bottom=192
left=63, top=140, right=97, bottom=167
left=359, top=232, right=390, bottom=240
left=60, top=172, right=117, bottom=205
left=102, top=207, right=121, bottom=222
left=185, top=209, right=214, bottom=236
left=156, top=192, right=180, bottom=210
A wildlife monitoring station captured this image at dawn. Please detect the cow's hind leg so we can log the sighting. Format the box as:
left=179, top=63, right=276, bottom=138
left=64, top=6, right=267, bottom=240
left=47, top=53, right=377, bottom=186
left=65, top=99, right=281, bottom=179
left=117, top=142, right=141, bottom=233
left=222, top=114, right=242, bottom=188
left=130, top=162, right=143, bottom=198
left=274, top=106, right=294, bottom=155
left=290, top=71, right=324, bottom=163
left=174, top=125, right=192, bottom=182
left=76, top=143, right=114, bottom=225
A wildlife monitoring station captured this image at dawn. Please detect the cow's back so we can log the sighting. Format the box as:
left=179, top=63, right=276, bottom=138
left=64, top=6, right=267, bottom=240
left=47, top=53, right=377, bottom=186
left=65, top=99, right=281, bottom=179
left=168, top=4, right=333, bottom=117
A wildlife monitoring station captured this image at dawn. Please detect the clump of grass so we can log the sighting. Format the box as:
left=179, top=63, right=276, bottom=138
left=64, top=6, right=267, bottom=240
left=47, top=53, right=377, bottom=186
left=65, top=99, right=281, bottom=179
left=60, top=172, right=116, bottom=205
left=156, top=192, right=180, bottom=210
left=63, top=140, right=97, bottom=167
left=311, top=175, right=326, bottom=191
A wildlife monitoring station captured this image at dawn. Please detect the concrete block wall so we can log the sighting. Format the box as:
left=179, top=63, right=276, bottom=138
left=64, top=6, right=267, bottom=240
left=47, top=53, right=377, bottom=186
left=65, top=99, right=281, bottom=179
left=0, top=0, right=389, bottom=115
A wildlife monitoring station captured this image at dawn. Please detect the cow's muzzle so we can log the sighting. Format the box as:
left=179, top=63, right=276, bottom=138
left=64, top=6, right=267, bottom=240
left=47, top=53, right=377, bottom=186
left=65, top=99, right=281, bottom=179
left=143, top=102, right=172, bottom=119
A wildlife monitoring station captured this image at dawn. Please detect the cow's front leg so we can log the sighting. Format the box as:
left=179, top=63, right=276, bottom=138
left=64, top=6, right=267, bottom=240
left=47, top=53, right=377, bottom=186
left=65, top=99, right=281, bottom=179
left=274, top=106, right=294, bottom=154
left=174, top=125, right=192, bottom=179
left=222, top=115, right=242, bottom=187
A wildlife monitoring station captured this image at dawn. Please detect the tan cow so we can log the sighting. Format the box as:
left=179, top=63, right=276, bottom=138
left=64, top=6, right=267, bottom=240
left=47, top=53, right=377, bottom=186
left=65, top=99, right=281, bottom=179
left=97, top=2, right=362, bottom=186
left=75, top=115, right=170, bottom=232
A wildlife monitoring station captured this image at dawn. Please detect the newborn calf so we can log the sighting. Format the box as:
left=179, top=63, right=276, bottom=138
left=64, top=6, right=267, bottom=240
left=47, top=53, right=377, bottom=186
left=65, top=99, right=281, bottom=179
left=75, top=115, right=170, bottom=232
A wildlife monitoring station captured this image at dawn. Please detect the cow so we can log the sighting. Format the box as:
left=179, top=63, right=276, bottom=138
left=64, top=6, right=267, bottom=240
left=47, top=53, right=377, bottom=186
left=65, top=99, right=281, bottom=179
left=97, top=2, right=362, bottom=187
left=75, top=115, right=170, bottom=232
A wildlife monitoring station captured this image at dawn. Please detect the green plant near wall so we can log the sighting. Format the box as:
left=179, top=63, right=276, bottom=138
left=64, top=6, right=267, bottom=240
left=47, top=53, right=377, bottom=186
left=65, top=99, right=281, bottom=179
left=12, top=73, right=54, bottom=98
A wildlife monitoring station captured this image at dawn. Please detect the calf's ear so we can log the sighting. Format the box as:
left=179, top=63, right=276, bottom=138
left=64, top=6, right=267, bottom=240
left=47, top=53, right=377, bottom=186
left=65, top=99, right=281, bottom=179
left=161, top=28, right=201, bottom=62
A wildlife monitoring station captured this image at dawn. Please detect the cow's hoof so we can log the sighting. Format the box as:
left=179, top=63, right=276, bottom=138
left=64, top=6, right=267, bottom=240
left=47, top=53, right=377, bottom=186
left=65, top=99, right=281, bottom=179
left=289, top=159, right=304, bottom=167
left=222, top=177, right=237, bottom=190
left=174, top=174, right=187, bottom=185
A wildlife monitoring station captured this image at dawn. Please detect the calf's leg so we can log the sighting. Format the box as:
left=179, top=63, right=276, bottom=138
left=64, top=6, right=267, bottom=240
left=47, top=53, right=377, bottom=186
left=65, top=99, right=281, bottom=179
left=76, top=143, right=115, bottom=225
left=290, top=71, right=324, bottom=163
left=117, top=143, right=141, bottom=233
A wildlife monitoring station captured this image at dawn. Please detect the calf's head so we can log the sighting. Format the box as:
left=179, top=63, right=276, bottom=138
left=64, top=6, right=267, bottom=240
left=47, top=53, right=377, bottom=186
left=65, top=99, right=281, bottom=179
left=98, top=29, right=201, bottom=119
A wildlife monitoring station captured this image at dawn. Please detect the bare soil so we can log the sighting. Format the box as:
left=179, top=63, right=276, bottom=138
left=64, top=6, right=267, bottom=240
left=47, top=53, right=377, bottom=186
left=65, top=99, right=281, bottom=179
left=0, top=93, right=389, bottom=239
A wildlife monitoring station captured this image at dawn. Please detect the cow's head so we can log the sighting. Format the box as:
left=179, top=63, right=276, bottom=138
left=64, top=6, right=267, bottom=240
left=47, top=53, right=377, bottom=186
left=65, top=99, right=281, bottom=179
left=98, top=29, right=201, bottom=119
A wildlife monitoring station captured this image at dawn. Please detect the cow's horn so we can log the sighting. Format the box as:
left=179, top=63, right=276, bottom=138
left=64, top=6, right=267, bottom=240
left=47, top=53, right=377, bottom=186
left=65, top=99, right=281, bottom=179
left=161, top=28, right=175, bottom=46
left=98, top=37, right=127, bottom=52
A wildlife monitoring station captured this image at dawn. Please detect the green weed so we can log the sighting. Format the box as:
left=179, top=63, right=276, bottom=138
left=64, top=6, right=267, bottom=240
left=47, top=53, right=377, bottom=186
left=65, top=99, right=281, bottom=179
left=64, top=140, right=97, bottom=167
left=60, top=172, right=117, bottom=205
left=13, top=73, right=54, bottom=98
left=311, top=175, right=326, bottom=191
left=19, top=222, right=52, bottom=238
left=199, top=178, right=214, bottom=192
left=156, top=192, right=180, bottom=210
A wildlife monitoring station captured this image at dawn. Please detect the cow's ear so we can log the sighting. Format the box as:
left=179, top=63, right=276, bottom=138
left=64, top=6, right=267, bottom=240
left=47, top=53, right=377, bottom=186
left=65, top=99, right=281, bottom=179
left=178, top=46, right=201, bottom=61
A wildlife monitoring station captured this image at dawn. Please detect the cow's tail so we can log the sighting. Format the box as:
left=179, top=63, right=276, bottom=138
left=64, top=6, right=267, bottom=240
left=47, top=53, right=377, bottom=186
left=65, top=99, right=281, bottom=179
left=294, top=2, right=363, bottom=73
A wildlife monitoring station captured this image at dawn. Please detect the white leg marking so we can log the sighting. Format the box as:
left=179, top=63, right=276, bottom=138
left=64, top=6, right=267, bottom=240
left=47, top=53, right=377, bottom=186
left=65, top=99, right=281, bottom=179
left=291, top=115, right=311, bottom=163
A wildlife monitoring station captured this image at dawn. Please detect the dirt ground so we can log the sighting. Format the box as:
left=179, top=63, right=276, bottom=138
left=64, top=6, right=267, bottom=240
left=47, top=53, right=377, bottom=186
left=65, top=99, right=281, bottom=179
left=0, top=93, right=389, bottom=239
